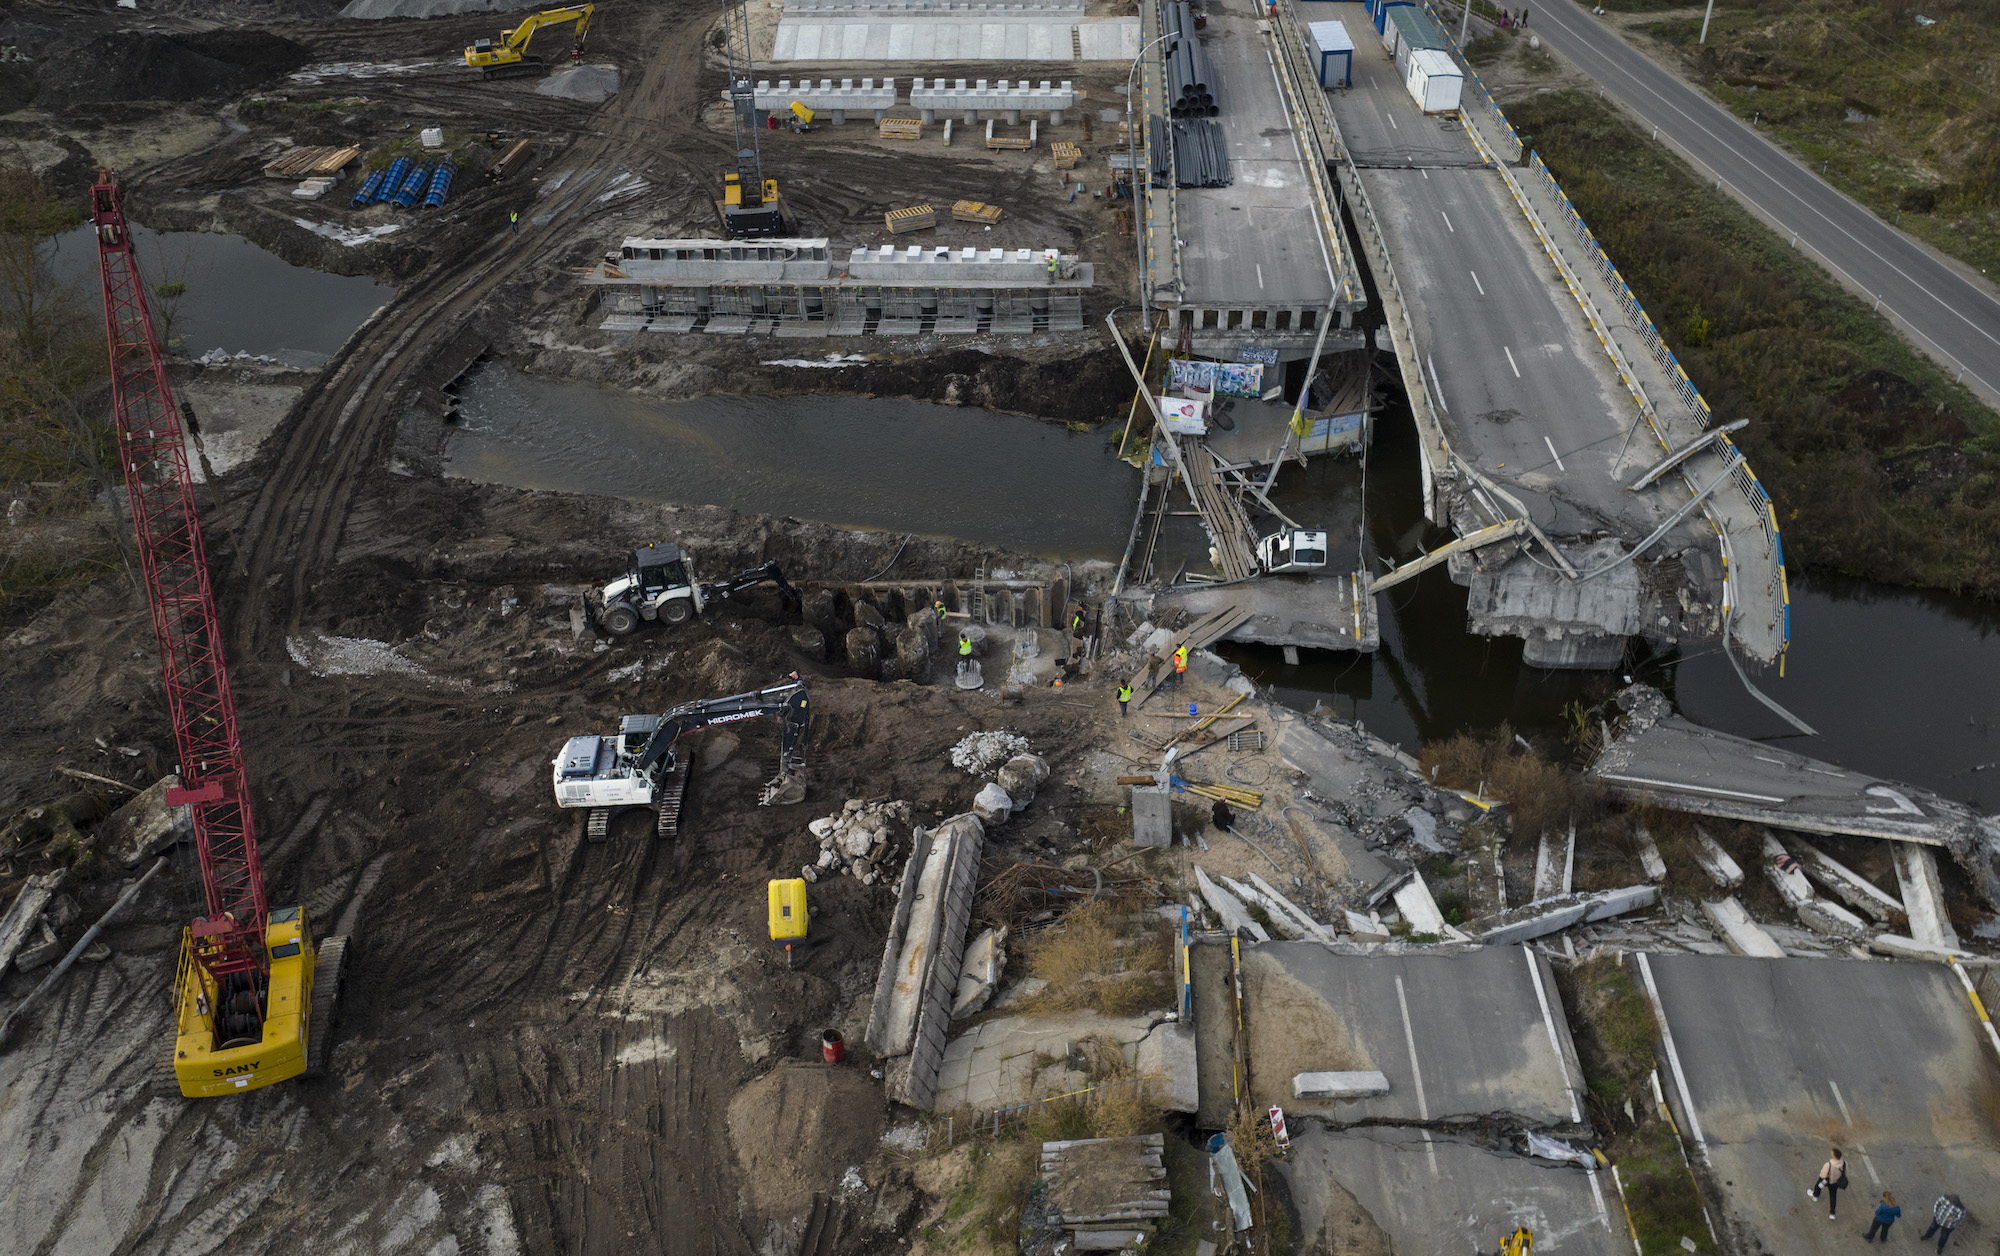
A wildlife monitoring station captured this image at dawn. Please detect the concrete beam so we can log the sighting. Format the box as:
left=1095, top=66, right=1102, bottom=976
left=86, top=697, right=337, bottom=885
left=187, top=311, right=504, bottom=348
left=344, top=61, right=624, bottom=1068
left=1892, top=842, right=1960, bottom=951
left=1702, top=896, right=1785, bottom=957
left=1293, top=1070, right=1391, bottom=1099
left=1473, top=885, right=1657, bottom=947
left=1691, top=827, right=1745, bottom=889
left=1194, top=865, right=1268, bottom=941
left=1788, top=835, right=1905, bottom=923
left=910, top=76, right=1076, bottom=119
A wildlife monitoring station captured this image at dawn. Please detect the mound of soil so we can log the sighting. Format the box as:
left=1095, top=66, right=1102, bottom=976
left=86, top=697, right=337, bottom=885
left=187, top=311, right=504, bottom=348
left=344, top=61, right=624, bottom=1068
left=727, top=1060, right=887, bottom=1223
left=36, top=30, right=310, bottom=107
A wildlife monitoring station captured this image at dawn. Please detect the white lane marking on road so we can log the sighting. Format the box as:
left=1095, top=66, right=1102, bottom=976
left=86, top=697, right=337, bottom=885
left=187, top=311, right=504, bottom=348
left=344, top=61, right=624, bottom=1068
left=1441, top=210, right=1455, bottom=233
left=1544, top=436, right=1567, bottom=472
left=1635, top=952, right=1708, bottom=1161
left=1587, top=1167, right=1611, bottom=1228
left=1524, top=946, right=1582, bottom=1123
left=1504, top=345, right=1522, bottom=377
left=1394, top=974, right=1440, bottom=1176
left=1386, top=110, right=1399, bottom=131
left=1535, top=0, right=2000, bottom=364
left=1422, top=168, right=1429, bottom=179
left=1829, top=1080, right=1883, bottom=1186
left=1256, top=263, right=1265, bottom=289
left=1470, top=269, right=1486, bottom=295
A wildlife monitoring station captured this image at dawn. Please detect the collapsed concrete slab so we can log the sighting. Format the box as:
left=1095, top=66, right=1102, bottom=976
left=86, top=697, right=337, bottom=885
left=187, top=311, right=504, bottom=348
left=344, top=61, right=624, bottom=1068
left=1194, top=866, right=1267, bottom=941
left=1472, top=885, right=1656, bottom=947
left=97, top=775, right=192, bottom=868
left=1892, top=843, right=1960, bottom=952
left=865, top=812, right=985, bottom=1109
left=1702, top=896, right=1785, bottom=958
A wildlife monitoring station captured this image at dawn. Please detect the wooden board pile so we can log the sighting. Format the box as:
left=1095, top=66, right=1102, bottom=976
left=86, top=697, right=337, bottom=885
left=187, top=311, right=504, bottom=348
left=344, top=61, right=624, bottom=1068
left=879, top=117, right=924, bottom=140
left=884, top=204, right=937, bottom=234
left=1051, top=140, right=1082, bottom=169
left=1040, top=1134, right=1170, bottom=1250
left=261, top=145, right=360, bottom=179
left=951, top=199, right=1003, bottom=225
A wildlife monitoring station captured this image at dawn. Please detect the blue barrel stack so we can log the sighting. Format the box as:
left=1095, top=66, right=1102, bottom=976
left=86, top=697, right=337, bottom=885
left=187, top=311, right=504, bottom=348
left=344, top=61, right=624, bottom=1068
left=391, top=161, right=433, bottom=209
left=423, top=162, right=457, bottom=209
left=372, top=156, right=411, bottom=205
left=350, top=167, right=389, bottom=208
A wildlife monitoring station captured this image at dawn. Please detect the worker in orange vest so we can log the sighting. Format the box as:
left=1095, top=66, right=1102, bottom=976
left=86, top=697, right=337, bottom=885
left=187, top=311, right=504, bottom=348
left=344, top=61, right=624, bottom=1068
left=1172, top=644, right=1189, bottom=687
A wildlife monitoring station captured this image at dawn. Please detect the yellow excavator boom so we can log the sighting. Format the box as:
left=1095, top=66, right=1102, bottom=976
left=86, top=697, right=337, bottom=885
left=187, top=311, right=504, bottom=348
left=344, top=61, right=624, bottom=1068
left=465, top=4, right=596, bottom=73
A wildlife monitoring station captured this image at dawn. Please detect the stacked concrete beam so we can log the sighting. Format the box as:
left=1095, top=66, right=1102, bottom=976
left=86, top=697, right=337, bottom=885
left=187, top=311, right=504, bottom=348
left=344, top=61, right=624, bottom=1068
left=909, top=77, right=1075, bottom=124
left=753, top=78, right=897, bottom=124
left=786, top=0, right=1084, bottom=10
left=611, top=238, right=835, bottom=282
left=845, top=243, right=1055, bottom=283
left=866, top=813, right=986, bottom=1110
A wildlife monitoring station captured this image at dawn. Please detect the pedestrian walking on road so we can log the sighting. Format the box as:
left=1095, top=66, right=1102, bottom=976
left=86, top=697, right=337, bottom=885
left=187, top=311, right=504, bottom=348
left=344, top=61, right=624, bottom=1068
left=1919, top=1195, right=1966, bottom=1252
left=1864, top=1193, right=1901, bottom=1243
left=1810, top=1149, right=1850, bottom=1219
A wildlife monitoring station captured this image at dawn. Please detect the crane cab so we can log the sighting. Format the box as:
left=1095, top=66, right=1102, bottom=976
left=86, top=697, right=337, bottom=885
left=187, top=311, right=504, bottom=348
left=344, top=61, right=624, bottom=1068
left=167, top=907, right=318, bottom=1098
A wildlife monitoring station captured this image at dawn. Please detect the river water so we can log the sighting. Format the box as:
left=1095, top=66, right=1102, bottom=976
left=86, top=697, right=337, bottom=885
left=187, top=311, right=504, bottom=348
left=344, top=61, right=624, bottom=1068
left=46, top=223, right=392, bottom=368
left=441, top=364, right=2000, bottom=812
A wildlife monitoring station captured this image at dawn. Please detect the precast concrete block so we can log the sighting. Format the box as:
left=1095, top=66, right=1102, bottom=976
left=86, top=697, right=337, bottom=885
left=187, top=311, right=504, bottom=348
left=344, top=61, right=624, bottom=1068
left=1293, top=1070, right=1391, bottom=1100
left=1131, top=785, right=1171, bottom=848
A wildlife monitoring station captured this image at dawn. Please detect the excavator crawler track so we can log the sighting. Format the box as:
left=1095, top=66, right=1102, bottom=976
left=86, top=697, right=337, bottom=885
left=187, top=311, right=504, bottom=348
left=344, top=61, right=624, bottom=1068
left=304, top=935, right=349, bottom=1079
left=655, top=761, right=691, bottom=838
left=585, top=808, right=611, bottom=842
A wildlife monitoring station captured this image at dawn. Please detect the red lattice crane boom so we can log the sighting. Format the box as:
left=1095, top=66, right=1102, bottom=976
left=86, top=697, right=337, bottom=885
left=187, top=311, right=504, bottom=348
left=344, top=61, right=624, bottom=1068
left=90, top=172, right=267, bottom=981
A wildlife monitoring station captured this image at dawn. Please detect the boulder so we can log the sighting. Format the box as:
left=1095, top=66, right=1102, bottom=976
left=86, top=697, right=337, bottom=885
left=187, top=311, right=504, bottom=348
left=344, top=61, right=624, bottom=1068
left=839, top=826, right=875, bottom=859
left=972, top=783, right=1013, bottom=825
left=952, top=926, right=1008, bottom=1018
left=996, top=756, right=1047, bottom=812
left=843, top=627, right=880, bottom=677
left=853, top=599, right=887, bottom=630
left=790, top=625, right=827, bottom=662
left=98, top=775, right=193, bottom=868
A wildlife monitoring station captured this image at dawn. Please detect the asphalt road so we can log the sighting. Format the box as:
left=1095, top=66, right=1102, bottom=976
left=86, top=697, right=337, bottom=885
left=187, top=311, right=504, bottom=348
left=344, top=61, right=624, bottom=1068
left=1530, top=0, right=2000, bottom=407
left=1331, top=43, right=1675, bottom=532
left=1176, top=3, right=1339, bottom=308
left=1647, top=955, right=2000, bottom=1256
left=1245, top=943, right=1586, bottom=1127
left=1283, top=1126, right=1623, bottom=1256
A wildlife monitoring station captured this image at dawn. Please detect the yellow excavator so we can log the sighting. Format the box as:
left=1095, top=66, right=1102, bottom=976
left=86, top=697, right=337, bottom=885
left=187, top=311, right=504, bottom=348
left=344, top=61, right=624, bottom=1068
left=465, top=4, right=595, bottom=79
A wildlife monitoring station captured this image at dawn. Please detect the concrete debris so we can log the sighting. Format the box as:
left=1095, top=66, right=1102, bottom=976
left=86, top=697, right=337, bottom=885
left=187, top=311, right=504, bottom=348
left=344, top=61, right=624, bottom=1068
left=1344, top=908, right=1390, bottom=942
left=810, top=798, right=913, bottom=882
left=1130, top=784, right=1172, bottom=848
left=96, top=774, right=193, bottom=867
left=1473, top=885, right=1656, bottom=947
left=867, top=813, right=985, bottom=1108
left=1892, top=843, right=1960, bottom=951
left=1207, top=1136, right=1256, bottom=1232
left=995, top=753, right=1049, bottom=811
left=971, top=782, right=1013, bottom=825
left=949, top=730, right=1030, bottom=774
left=1194, top=865, right=1268, bottom=941
left=1790, top=837, right=1905, bottom=923
left=1133, top=1019, right=1198, bottom=1112
left=1220, top=874, right=1306, bottom=940
left=1634, top=825, right=1668, bottom=881
left=1392, top=872, right=1470, bottom=942
left=1532, top=831, right=1561, bottom=901
left=1690, top=827, right=1745, bottom=888
left=1867, top=933, right=1975, bottom=962
left=1245, top=871, right=1336, bottom=944
left=1292, top=1070, right=1390, bottom=1099
left=0, top=873, right=62, bottom=975
left=535, top=65, right=619, bottom=103
left=951, top=926, right=1007, bottom=1019
left=1523, top=1132, right=1596, bottom=1168
left=1760, top=830, right=1815, bottom=908
left=1702, top=896, right=1785, bottom=957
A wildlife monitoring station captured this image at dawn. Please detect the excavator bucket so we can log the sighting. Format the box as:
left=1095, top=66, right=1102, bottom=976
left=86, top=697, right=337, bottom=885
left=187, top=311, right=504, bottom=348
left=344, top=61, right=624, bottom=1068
left=759, top=769, right=807, bottom=807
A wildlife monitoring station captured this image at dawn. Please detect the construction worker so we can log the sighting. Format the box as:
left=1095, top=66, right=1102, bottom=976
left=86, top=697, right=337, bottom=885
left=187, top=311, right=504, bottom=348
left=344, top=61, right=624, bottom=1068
left=1117, top=683, right=1133, bottom=717
left=934, top=599, right=947, bottom=624
left=1172, top=643, right=1189, bottom=687
left=1045, top=252, right=1059, bottom=281
left=509, top=210, right=520, bottom=234
left=1071, top=608, right=1085, bottom=635
left=959, top=633, right=973, bottom=659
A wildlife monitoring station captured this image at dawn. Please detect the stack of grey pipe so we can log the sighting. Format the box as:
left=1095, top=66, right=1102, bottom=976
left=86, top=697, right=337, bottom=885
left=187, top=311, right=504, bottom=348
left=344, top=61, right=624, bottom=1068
left=1164, top=1, right=1219, bottom=118
left=1171, top=117, right=1231, bottom=187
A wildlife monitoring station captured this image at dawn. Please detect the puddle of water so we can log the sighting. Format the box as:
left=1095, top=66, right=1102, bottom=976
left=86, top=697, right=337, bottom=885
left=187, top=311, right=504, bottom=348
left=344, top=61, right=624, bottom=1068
left=45, top=222, right=392, bottom=368
left=442, top=363, right=1141, bottom=558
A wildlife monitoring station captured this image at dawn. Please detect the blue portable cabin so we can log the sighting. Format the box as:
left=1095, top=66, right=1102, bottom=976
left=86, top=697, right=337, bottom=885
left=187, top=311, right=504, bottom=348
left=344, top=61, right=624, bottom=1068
left=1307, top=20, right=1355, bottom=87
left=391, top=162, right=433, bottom=209
left=1371, top=0, right=1413, bottom=34
left=372, top=156, right=411, bottom=204
left=423, top=162, right=457, bottom=209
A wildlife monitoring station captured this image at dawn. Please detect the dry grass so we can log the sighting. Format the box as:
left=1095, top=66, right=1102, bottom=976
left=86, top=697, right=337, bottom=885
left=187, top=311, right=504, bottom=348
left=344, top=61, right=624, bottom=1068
left=1013, top=900, right=1174, bottom=1017
left=1418, top=723, right=1603, bottom=840
left=1088, top=1076, right=1164, bottom=1139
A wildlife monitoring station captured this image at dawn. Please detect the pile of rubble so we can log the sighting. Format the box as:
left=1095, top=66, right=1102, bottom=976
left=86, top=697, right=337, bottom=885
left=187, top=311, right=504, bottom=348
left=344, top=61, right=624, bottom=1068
left=949, top=731, right=1031, bottom=775
left=802, top=798, right=913, bottom=885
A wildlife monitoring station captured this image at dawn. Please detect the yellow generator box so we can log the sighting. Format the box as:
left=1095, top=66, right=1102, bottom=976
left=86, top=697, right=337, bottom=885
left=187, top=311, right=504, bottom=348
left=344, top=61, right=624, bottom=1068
left=768, top=878, right=809, bottom=941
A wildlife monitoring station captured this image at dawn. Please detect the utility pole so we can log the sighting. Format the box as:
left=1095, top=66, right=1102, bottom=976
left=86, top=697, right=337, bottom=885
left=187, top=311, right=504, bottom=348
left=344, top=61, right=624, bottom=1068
left=1699, top=0, right=1714, bottom=42
left=1459, top=0, right=1471, bottom=48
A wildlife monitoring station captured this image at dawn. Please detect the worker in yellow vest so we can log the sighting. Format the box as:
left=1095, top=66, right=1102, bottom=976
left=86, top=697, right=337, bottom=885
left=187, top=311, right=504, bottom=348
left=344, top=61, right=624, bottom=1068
left=1117, top=683, right=1133, bottom=717
left=1172, top=644, right=1189, bottom=688
left=959, top=633, right=973, bottom=658
left=934, top=599, right=947, bottom=623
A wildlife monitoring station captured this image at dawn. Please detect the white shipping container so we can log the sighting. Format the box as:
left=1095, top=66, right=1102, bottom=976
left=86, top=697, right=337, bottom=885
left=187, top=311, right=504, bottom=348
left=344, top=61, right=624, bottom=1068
left=1405, top=49, right=1462, bottom=113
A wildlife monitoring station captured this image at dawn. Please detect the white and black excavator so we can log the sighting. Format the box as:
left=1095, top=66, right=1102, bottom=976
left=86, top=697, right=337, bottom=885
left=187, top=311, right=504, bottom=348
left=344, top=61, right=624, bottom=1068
left=591, top=542, right=800, bottom=636
left=552, top=679, right=811, bottom=839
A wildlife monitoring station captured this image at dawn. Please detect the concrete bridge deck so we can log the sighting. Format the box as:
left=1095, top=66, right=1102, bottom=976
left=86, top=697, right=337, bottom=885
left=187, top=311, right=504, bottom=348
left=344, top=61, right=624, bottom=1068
left=1310, top=0, right=1785, bottom=668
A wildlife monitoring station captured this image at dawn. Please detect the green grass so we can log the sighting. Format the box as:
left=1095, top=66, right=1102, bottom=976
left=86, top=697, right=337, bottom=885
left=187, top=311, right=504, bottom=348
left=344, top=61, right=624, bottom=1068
left=1635, top=0, right=2000, bottom=280
left=1508, top=89, right=2000, bottom=597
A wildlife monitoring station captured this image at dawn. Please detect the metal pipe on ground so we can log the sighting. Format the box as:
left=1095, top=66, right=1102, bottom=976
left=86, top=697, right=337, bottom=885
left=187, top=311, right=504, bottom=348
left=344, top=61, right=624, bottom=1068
left=0, top=856, right=168, bottom=1047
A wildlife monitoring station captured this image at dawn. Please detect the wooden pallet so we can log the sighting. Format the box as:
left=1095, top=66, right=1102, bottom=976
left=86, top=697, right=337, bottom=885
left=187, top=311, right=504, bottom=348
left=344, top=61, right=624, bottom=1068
left=878, top=118, right=924, bottom=140
left=1051, top=141, right=1081, bottom=169
left=885, top=203, right=937, bottom=234
left=951, top=199, right=1003, bottom=225
left=986, top=136, right=1032, bottom=151
left=262, top=145, right=361, bottom=179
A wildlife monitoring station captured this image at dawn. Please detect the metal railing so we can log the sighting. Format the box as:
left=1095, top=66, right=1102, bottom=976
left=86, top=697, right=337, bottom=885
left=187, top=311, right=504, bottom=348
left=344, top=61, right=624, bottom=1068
left=1266, top=0, right=1364, bottom=308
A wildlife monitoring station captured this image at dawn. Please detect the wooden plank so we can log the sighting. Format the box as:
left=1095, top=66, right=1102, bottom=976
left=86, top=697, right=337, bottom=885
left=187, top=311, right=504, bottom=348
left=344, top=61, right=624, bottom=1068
left=0, top=873, right=62, bottom=974
left=879, top=118, right=924, bottom=139
left=1129, top=603, right=1251, bottom=704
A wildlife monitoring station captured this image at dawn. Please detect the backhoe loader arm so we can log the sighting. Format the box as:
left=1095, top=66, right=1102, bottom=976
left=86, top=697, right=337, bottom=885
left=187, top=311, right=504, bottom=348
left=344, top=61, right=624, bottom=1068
left=701, top=560, right=801, bottom=609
